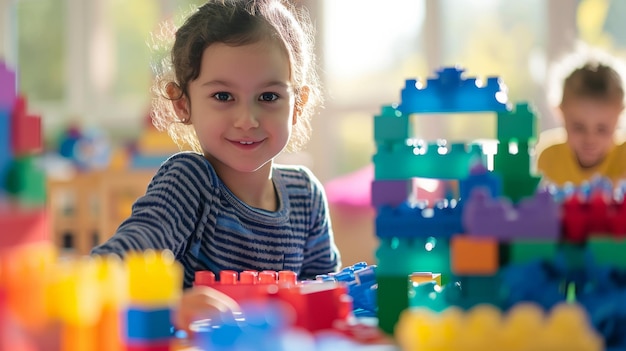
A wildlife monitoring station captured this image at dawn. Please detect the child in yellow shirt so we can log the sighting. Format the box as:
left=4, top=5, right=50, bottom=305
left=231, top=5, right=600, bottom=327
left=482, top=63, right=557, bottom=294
left=537, top=55, right=626, bottom=186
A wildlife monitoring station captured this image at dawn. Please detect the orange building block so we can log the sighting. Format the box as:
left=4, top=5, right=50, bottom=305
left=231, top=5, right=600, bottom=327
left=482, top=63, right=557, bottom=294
left=450, top=235, right=498, bottom=275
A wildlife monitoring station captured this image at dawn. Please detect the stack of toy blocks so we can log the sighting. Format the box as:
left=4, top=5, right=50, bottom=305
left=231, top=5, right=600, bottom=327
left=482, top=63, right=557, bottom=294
left=125, top=251, right=182, bottom=350
left=372, top=66, right=623, bottom=349
left=193, top=268, right=352, bottom=333
left=0, top=60, right=47, bottom=251
left=372, top=66, right=511, bottom=334
left=0, top=245, right=183, bottom=351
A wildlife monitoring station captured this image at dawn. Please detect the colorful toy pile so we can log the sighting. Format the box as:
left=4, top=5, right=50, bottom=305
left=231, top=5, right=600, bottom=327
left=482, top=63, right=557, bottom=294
left=0, top=60, right=47, bottom=250
left=372, top=66, right=624, bottom=350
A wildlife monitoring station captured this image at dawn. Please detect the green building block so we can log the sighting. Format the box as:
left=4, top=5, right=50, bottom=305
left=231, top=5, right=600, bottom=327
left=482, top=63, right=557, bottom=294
left=496, top=102, right=538, bottom=143
left=5, top=155, right=46, bottom=206
left=377, top=275, right=411, bottom=335
left=506, top=241, right=559, bottom=265
left=373, top=142, right=485, bottom=180
left=587, top=237, right=626, bottom=269
left=374, top=105, right=411, bottom=147
left=493, top=141, right=540, bottom=202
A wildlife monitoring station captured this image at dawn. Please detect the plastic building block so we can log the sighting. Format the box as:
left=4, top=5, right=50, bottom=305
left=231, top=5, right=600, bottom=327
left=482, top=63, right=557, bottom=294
left=506, top=241, right=559, bottom=265
left=373, top=141, right=485, bottom=180
left=409, top=272, right=441, bottom=286
left=459, top=163, right=502, bottom=200
left=373, top=105, right=410, bottom=147
left=398, top=66, right=510, bottom=114
left=5, top=155, right=46, bottom=206
left=492, top=141, right=541, bottom=202
left=126, top=308, right=172, bottom=341
left=587, top=237, right=626, bottom=269
left=396, top=303, right=603, bottom=351
left=126, top=250, right=183, bottom=306
left=462, top=189, right=560, bottom=241
left=316, top=262, right=377, bottom=315
left=11, top=96, right=42, bottom=155
left=371, top=179, right=412, bottom=207
left=194, top=269, right=352, bottom=332
left=0, top=61, right=16, bottom=109
left=0, top=109, right=11, bottom=188
left=496, top=102, right=538, bottom=142
left=561, top=193, right=626, bottom=242
left=376, top=200, right=463, bottom=239
left=450, top=236, right=499, bottom=275
left=0, top=208, right=48, bottom=250
left=375, top=275, right=410, bottom=335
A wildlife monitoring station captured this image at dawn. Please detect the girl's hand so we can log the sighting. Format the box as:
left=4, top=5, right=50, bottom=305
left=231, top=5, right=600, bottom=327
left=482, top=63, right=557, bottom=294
left=173, top=286, right=241, bottom=335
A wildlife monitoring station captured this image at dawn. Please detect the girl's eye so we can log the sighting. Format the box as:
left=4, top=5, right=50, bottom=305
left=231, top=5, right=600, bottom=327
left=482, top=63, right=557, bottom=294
left=259, top=92, right=279, bottom=102
left=213, top=92, right=232, bottom=101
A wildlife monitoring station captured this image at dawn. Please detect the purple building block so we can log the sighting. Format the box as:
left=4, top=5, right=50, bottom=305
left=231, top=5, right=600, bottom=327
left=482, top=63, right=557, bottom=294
left=0, top=61, right=16, bottom=110
left=462, top=188, right=559, bottom=241
left=371, top=179, right=412, bottom=207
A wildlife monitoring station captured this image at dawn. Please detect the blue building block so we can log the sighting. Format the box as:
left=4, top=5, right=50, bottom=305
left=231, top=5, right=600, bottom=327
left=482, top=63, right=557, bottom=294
left=373, top=105, right=410, bottom=148
left=376, top=200, right=463, bottom=239
left=126, top=307, right=173, bottom=341
left=317, top=262, right=378, bottom=316
left=398, top=67, right=510, bottom=114
left=0, top=108, right=12, bottom=190
left=459, top=163, right=502, bottom=200
left=373, top=141, right=485, bottom=180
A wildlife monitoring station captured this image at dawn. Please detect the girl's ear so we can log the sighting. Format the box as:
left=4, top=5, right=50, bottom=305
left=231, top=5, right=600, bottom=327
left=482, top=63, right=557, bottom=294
left=293, top=86, right=310, bottom=125
left=167, top=82, right=191, bottom=124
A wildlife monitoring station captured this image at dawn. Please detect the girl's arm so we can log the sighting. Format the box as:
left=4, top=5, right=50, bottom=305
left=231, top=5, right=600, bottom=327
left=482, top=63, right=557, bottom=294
left=91, top=153, right=210, bottom=258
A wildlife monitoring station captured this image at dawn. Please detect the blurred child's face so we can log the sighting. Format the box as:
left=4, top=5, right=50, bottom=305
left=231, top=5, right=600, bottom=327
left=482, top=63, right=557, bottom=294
left=560, top=98, right=623, bottom=168
left=174, top=39, right=296, bottom=175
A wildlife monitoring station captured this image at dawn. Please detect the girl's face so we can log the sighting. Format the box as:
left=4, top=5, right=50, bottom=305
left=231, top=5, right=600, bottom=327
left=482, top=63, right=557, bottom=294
left=174, top=39, right=297, bottom=176
left=560, top=97, right=623, bottom=168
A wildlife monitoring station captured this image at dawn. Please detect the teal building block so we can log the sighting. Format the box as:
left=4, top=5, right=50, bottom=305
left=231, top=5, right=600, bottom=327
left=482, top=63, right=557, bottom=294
left=587, top=237, right=626, bottom=269
left=445, top=275, right=507, bottom=310
left=373, top=142, right=485, bottom=180
left=376, top=236, right=452, bottom=277
left=5, top=155, right=46, bottom=206
left=374, top=105, right=411, bottom=148
left=496, top=102, right=538, bottom=143
left=559, top=242, right=587, bottom=271
left=376, top=236, right=453, bottom=335
left=506, top=241, right=559, bottom=265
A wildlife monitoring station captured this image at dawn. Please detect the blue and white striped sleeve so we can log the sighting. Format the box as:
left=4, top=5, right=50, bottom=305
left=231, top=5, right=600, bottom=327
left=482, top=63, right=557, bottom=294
left=91, top=153, right=210, bottom=258
left=299, top=168, right=341, bottom=278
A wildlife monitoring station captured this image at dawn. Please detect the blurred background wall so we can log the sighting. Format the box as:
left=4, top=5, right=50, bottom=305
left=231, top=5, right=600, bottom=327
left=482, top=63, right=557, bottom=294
left=4, top=0, right=626, bottom=182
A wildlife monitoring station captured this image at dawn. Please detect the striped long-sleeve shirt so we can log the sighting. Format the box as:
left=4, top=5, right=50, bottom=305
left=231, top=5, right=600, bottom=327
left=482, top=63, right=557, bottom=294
left=91, top=152, right=341, bottom=288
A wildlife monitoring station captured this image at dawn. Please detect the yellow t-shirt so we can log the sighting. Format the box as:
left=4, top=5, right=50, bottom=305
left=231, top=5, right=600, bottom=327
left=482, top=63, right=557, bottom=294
left=537, top=141, right=626, bottom=186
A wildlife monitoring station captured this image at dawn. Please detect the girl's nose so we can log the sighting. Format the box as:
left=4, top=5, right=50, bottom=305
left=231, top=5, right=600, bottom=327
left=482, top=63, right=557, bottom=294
left=233, top=103, right=260, bottom=130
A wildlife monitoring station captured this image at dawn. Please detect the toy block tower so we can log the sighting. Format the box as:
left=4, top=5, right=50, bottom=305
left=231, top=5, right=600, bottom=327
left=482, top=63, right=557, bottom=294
left=0, top=60, right=48, bottom=251
left=372, top=66, right=522, bottom=334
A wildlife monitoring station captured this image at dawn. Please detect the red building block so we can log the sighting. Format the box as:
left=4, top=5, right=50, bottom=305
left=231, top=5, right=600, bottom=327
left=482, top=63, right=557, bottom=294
left=0, top=207, right=49, bottom=251
left=194, top=270, right=352, bottom=332
left=10, top=96, right=42, bottom=155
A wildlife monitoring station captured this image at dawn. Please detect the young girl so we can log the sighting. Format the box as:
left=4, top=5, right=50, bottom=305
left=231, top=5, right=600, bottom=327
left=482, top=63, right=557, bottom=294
left=91, top=0, right=340, bottom=331
left=538, top=53, right=626, bottom=186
